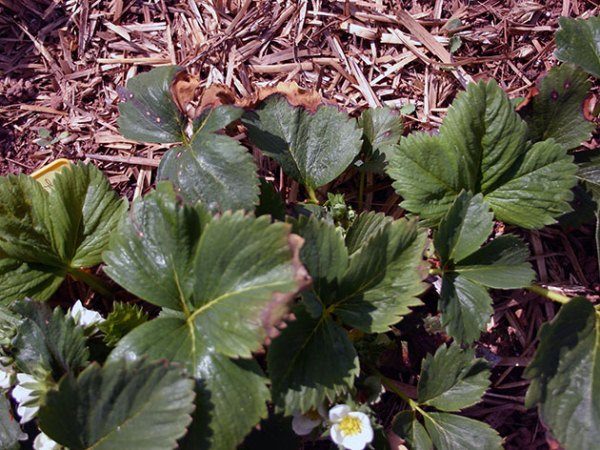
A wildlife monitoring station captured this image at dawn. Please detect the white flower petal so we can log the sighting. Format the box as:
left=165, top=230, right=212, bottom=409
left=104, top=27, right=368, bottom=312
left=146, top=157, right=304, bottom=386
left=292, top=413, right=321, bottom=436
left=33, top=432, right=62, bottom=450
left=17, top=403, right=38, bottom=424
left=328, top=404, right=351, bottom=422
left=16, top=373, right=37, bottom=385
left=341, top=434, right=371, bottom=450
left=0, top=369, right=12, bottom=390
left=70, top=300, right=104, bottom=327
left=11, top=385, right=34, bottom=404
left=330, top=424, right=345, bottom=445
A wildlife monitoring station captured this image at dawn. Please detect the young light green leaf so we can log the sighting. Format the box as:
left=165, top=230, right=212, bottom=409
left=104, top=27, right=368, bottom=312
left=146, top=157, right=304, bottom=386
left=268, top=307, right=359, bottom=414
left=0, top=395, right=25, bottom=449
left=0, top=163, right=127, bottom=302
left=38, top=359, right=195, bottom=450
left=386, top=80, right=577, bottom=228
left=423, top=412, right=502, bottom=450
left=435, top=193, right=535, bottom=343
left=97, top=303, right=148, bottom=347
left=243, top=95, right=363, bottom=189
left=392, top=411, right=433, bottom=450
left=117, top=66, right=187, bottom=143
left=10, top=300, right=89, bottom=379
left=520, top=64, right=594, bottom=150
left=524, top=297, right=600, bottom=450
left=555, top=16, right=600, bottom=79
left=109, top=319, right=270, bottom=450
left=417, top=344, right=491, bottom=411
left=157, top=106, right=259, bottom=212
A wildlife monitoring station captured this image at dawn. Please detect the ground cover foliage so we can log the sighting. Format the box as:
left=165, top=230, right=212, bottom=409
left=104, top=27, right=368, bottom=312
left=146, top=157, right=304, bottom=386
left=0, top=15, right=598, bottom=450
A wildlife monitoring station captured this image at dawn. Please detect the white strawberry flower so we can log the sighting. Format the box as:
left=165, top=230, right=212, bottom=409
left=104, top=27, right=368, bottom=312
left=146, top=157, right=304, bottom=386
left=33, top=432, right=62, bottom=450
left=328, top=404, right=374, bottom=450
left=292, top=405, right=326, bottom=436
left=12, top=373, right=43, bottom=424
left=0, top=366, right=13, bottom=390
left=69, top=300, right=104, bottom=328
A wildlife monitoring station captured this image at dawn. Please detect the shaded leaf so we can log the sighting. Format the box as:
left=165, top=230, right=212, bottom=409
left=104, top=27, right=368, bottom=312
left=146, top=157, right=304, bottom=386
left=38, top=359, right=195, bottom=450
left=0, top=164, right=127, bottom=302
left=524, top=297, right=600, bottom=450
left=423, top=412, right=502, bottom=450
left=0, top=395, right=25, bottom=449
left=256, top=179, right=286, bottom=221
left=417, top=344, right=490, bottom=411
left=243, top=95, right=363, bottom=189
left=97, top=303, right=148, bottom=347
left=386, top=81, right=576, bottom=228
left=117, top=66, right=187, bottom=143
left=392, top=411, right=433, bottom=450
left=521, top=64, right=594, bottom=150
left=555, top=16, right=600, bottom=79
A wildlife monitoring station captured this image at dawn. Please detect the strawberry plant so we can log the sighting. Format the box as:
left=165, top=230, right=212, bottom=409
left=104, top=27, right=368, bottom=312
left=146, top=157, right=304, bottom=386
left=0, top=15, right=598, bottom=450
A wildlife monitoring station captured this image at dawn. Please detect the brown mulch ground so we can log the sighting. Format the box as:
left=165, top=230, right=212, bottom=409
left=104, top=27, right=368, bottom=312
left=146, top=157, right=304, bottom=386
left=1, top=1, right=599, bottom=449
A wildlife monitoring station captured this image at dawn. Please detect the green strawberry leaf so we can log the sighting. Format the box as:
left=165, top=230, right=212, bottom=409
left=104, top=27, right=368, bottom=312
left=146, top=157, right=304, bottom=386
left=267, top=306, right=359, bottom=414
left=435, top=192, right=534, bottom=343
left=97, top=303, right=148, bottom=347
left=243, top=95, right=363, bottom=189
left=520, top=64, right=594, bottom=150
left=392, top=411, right=433, bottom=450
left=423, top=412, right=502, bottom=450
left=38, top=359, right=195, bottom=450
left=117, top=66, right=187, bottom=143
left=10, top=299, right=89, bottom=380
left=0, top=163, right=127, bottom=302
left=256, top=179, right=286, bottom=221
left=359, top=107, right=403, bottom=172
left=417, top=344, right=490, bottom=411
left=555, top=16, right=600, bottom=79
left=386, top=80, right=577, bottom=228
left=157, top=106, right=259, bottom=212
left=524, top=297, right=600, bottom=450
left=104, top=183, right=306, bottom=448
left=0, top=395, right=25, bottom=449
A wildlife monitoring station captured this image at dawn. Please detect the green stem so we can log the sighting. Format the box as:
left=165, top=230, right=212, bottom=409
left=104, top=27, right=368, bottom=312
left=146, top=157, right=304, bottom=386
left=380, top=375, right=419, bottom=410
left=526, top=284, right=571, bottom=304
left=68, top=268, right=114, bottom=299
left=306, top=186, right=319, bottom=205
left=358, top=171, right=365, bottom=210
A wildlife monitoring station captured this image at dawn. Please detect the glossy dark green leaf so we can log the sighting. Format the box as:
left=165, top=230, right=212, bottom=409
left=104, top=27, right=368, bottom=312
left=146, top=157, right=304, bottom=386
left=0, top=163, right=127, bottom=302
left=268, top=307, right=359, bottom=414
left=359, top=107, right=403, bottom=153
left=157, top=106, right=259, bottom=212
left=38, top=359, right=195, bottom=450
left=10, top=300, right=89, bottom=379
left=109, top=319, right=270, bottom=450
left=524, top=297, right=600, bottom=450
left=97, top=303, right=148, bottom=347
left=423, top=412, right=502, bottom=450
left=392, top=411, right=433, bottom=450
left=521, top=64, right=594, bottom=150
left=386, top=81, right=577, bottom=228
left=0, top=395, right=25, bottom=449
left=243, top=95, right=363, bottom=189
left=417, top=344, right=490, bottom=411
left=117, top=66, right=186, bottom=143
left=555, top=16, right=600, bottom=79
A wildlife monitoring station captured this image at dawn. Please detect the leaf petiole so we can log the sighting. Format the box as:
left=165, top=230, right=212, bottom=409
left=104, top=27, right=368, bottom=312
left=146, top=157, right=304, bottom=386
left=306, top=186, right=320, bottom=205
left=526, top=284, right=571, bottom=304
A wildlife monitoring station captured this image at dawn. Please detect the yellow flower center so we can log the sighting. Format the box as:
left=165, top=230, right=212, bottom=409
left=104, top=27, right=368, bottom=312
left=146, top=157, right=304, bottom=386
left=339, top=415, right=362, bottom=437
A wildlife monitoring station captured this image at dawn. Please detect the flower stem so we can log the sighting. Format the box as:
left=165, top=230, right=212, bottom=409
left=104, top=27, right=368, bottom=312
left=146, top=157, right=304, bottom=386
left=526, top=284, right=571, bottom=304
left=68, top=268, right=114, bottom=299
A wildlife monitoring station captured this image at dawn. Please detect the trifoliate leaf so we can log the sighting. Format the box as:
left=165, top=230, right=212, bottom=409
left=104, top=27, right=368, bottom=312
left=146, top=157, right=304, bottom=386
left=520, top=64, right=594, bottom=150
left=435, top=192, right=534, bottom=343
left=38, top=359, right=195, bottom=450
left=555, top=16, right=600, bottom=79
left=97, top=303, right=148, bottom=347
left=0, top=163, right=127, bottom=303
left=268, top=306, right=359, bottom=414
left=157, top=106, right=259, bottom=212
left=243, top=95, right=363, bottom=189
left=109, top=319, right=270, bottom=450
left=417, top=344, right=491, bottom=411
left=10, top=300, right=89, bottom=379
left=524, top=297, right=600, bottom=450
left=423, top=412, right=502, bottom=450
left=117, top=66, right=187, bottom=143
left=0, top=395, right=25, bottom=449
left=386, top=80, right=577, bottom=228
left=392, top=411, right=433, bottom=450
left=105, top=183, right=307, bottom=449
